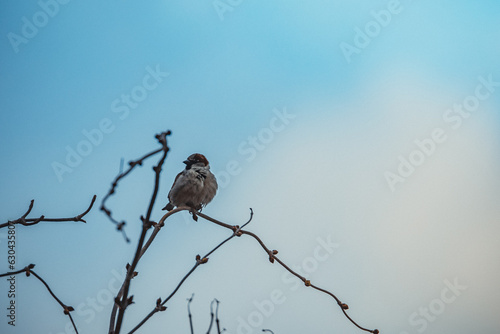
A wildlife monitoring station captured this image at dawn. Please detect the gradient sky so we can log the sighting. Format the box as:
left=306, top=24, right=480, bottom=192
left=1, top=1, right=500, bottom=334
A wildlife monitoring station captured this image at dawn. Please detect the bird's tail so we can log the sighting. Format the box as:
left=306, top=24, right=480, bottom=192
left=162, top=203, right=174, bottom=211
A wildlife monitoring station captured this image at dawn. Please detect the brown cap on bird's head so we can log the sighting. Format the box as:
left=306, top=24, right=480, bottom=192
left=184, top=153, right=209, bottom=167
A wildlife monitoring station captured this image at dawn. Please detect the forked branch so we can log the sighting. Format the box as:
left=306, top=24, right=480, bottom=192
left=109, top=131, right=171, bottom=334
left=100, top=131, right=172, bottom=242
left=0, top=195, right=96, bottom=229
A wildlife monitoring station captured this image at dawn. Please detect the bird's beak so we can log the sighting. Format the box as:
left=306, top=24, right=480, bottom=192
left=183, top=160, right=190, bottom=165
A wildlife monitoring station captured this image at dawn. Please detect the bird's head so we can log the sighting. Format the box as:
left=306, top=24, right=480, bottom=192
left=184, top=153, right=209, bottom=169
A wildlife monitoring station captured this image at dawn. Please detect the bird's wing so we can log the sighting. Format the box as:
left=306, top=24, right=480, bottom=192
left=168, top=171, right=184, bottom=202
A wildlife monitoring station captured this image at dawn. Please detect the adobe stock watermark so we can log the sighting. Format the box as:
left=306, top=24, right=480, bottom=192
left=6, top=223, right=17, bottom=327
left=51, top=64, right=169, bottom=183
left=212, top=0, right=244, bottom=21
left=340, top=0, right=409, bottom=64
left=214, top=107, right=296, bottom=189
left=385, top=74, right=499, bottom=192
left=48, top=268, right=126, bottom=334
left=7, top=0, right=73, bottom=54
left=399, top=277, right=467, bottom=334
left=236, top=235, right=339, bottom=333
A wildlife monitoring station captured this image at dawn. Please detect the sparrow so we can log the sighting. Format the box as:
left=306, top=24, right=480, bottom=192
left=162, top=153, right=218, bottom=211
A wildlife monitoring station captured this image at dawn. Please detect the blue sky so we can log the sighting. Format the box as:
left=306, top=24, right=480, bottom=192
left=1, top=1, right=500, bottom=333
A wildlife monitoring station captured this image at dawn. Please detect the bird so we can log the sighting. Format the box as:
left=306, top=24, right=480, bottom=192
left=162, top=153, right=218, bottom=212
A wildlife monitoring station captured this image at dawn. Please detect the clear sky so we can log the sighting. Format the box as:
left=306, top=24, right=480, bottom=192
left=1, top=1, right=500, bottom=334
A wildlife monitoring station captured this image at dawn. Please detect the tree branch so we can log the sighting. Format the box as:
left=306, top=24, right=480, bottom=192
left=214, top=299, right=222, bottom=334
left=118, top=201, right=377, bottom=334
left=110, top=131, right=171, bottom=334
left=196, top=211, right=379, bottom=334
left=0, top=264, right=79, bottom=333
left=0, top=195, right=96, bottom=229
left=127, top=209, right=254, bottom=334
left=187, top=294, right=195, bottom=334
left=206, top=299, right=216, bottom=334
left=100, top=131, right=172, bottom=242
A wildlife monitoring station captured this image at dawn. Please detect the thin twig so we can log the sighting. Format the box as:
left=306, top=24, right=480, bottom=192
left=0, top=266, right=33, bottom=277
left=206, top=299, right=216, bottom=334
left=215, top=299, right=221, bottom=334
left=128, top=263, right=198, bottom=334
left=0, top=195, right=96, bottom=229
left=139, top=206, right=188, bottom=258
left=187, top=294, right=195, bottom=334
left=0, top=264, right=79, bottom=333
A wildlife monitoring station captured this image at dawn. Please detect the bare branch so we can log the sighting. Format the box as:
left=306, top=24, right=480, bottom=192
left=0, top=264, right=79, bottom=334
left=100, top=130, right=172, bottom=242
left=215, top=299, right=222, bottom=334
left=0, top=265, right=34, bottom=278
left=187, top=294, right=195, bottom=334
left=206, top=299, right=216, bottom=334
left=123, top=203, right=377, bottom=334
left=127, top=254, right=204, bottom=334
left=0, top=195, right=96, bottom=229
left=196, top=211, right=379, bottom=334
left=127, top=209, right=255, bottom=334
left=110, top=131, right=171, bottom=334
left=139, top=206, right=188, bottom=258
